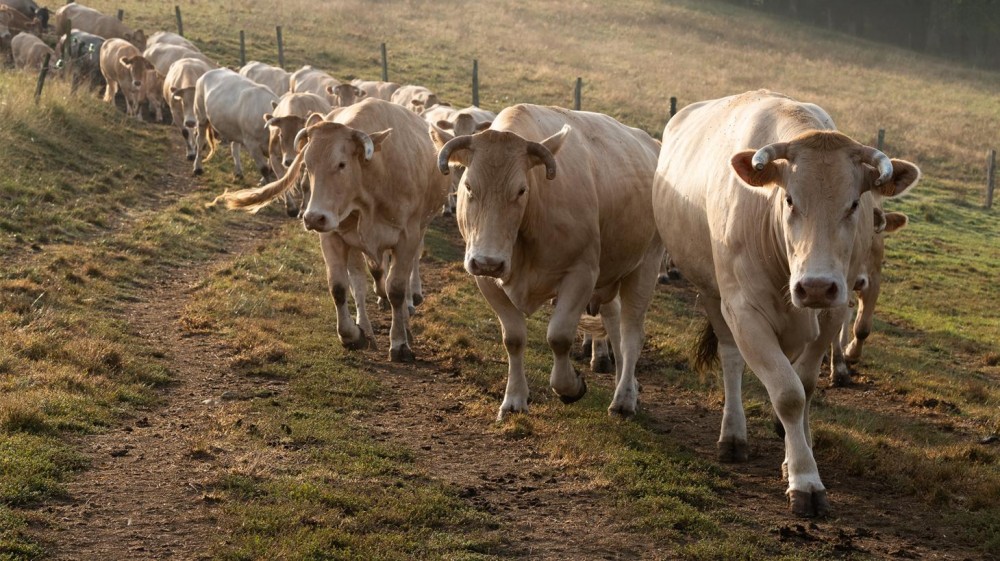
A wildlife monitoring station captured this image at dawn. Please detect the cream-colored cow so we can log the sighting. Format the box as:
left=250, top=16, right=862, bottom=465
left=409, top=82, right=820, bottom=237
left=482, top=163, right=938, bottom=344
left=99, top=38, right=155, bottom=120
left=163, top=57, right=214, bottom=161
left=54, top=3, right=144, bottom=48
left=652, top=90, right=920, bottom=517
left=264, top=92, right=332, bottom=216
left=239, top=61, right=291, bottom=97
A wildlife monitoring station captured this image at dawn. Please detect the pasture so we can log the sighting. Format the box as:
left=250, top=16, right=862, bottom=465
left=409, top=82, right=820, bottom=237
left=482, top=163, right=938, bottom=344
left=1, top=0, right=998, bottom=559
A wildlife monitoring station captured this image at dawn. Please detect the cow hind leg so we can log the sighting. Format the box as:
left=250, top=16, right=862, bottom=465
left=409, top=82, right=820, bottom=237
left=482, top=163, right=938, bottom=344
left=193, top=121, right=209, bottom=175
left=590, top=335, right=614, bottom=374
left=347, top=248, right=375, bottom=349
left=476, top=277, right=530, bottom=421
left=386, top=237, right=421, bottom=363
left=230, top=142, right=244, bottom=179
left=407, top=238, right=424, bottom=313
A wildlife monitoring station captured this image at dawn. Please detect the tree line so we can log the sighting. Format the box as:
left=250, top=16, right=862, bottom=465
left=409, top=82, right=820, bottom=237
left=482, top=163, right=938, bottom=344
left=723, top=0, right=1000, bottom=70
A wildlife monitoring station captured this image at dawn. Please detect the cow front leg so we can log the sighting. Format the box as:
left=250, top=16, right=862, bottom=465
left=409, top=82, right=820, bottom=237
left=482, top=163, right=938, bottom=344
left=386, top=237, right=421, bottom=362
left=476, top=277, right=530, bottom=421
left=181, top=126, right=197, bottom=161
left=230, top=142, right=245, bottom=179
left=548, top=272, right=595, bottom=403
left=319, top=233, right=367, bottom=350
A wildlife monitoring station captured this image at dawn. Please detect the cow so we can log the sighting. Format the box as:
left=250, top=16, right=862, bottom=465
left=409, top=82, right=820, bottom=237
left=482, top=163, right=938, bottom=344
left=142, top=42, right=212, bottom=77
left=193, top=68, right=278, bottom=183
left=239, top=60, right=291, bottom=97
left=216, top=98, right=449, bottom=362
left=352, top=78, right=399, bottom=101
left=428, top=105, right=495, bottom=215
left=0, top=0, right=37, bottom=17
left=390, top=84, right=441, bottom=113
left=263, top=91, right=332, bottom=216
left=651, top=90, right=920, bottom=517
left=163, top=57, right=214, bottom=161
left=54, top=3, right=144, bottom=48
left=326, top=83, right=366, bottom=107
left=99, top=38, right=154, bottom=120
left=10, top=30, right=51, bottom=70
left=0, top=5, right=41, bottom=37
left=431, top=104, right=663, bottom=420
left=289, top=65, right=339, bottom=98
left=55, top=29, right=105, bottom=92
left=829, top=210, right=909, bottom=385
left=145, top=30, right=195, bottom=50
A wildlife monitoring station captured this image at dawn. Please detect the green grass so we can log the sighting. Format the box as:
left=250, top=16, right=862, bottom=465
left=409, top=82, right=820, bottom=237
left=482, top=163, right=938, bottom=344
left=1, top=0, right=999, bottom=558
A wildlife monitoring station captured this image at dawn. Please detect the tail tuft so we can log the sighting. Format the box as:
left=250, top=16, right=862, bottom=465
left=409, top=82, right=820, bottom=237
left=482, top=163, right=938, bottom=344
left=692, top=320, right=719, bottom=376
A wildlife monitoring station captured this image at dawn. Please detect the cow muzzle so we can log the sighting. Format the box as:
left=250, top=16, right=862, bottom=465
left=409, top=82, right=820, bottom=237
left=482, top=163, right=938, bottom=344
left=302, top=210, right=337, bottom=233
left=184, top=119, right=196, bottom=128
left=466, top=255, right=506, bottom=278
left=792, top=276, right=845, bottom=308
left=283, top=156, right=294, bottom=168
left=132, top=80, right=141, bottom=88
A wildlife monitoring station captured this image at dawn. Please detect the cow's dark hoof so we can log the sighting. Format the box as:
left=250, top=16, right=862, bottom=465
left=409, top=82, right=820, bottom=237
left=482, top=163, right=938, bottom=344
left=830, top=367, right=852, bottom=388
left=341, top=330, right=369, bottom=351
left=718, top=438, right=750, bottom=463
left=667, top=269, right=682, bottom=281
left=285, top=207, right=299, bottom=218
left=591, top=355, right=614, bottom=374
left=193, top=168, right=204, bottom=176
left=557, top=378, right=587, bottom=404
left=390, top=345, right=415, bottom=363
left=657, top=273, right=671, bottom=285
left=186, top=154, right=195, bottom=161
left=789, top=489, right=830, bottom=518
left=412, top=293, right=423, bottom=308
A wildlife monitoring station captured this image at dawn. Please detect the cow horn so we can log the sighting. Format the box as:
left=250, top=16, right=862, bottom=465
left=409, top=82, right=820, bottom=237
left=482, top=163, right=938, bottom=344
left=862, top=147, right=894, bottom=186
left=294, top=128, right=309, bottom=151
left=352, top=130, right=375, bottom=161
left=526, top=142, right=557, bottom=180
left=751, top=142, right=789, bottom=171
left=437, top=135, right=473, bottom=176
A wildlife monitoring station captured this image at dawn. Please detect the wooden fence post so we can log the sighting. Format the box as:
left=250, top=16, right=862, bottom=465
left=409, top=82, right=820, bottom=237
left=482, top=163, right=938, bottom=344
left=573, top=77, right=582, bottom=110
left=669, top=96, right=677, bottom=119
left=877, top=128, right=885, bottom=151
left=34, top=53, right=51, bottom=105
left=472, top=59, right=479, bottom=107
left=239, top=30, right=246, bottom=67
left=174, top=5, right=183, bottom=36
left=276, top=26, right=284, bottom=69
left=116, top=8, right=123, bottom=21
left=986, top=149, right=996, bottom=210
left=380, top=42, right=388, bottom=81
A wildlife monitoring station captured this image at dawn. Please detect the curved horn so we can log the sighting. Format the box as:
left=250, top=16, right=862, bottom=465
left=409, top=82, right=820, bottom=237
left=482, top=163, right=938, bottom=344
left=293, top=128, right=309, bottom=152
left=352, top=130, right=375, bottom=161
left=751, top=142, right=790, bottom=171
left=526, top=142, right=557, bottom=180
left=437, top=135, right=473, bottom=176
left=862, top=146, right=894, bottom=186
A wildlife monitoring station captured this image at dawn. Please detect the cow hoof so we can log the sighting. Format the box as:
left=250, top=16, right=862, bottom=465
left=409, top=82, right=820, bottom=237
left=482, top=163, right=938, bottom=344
left=667, top=269, right=682, bottom=281
left=718, top=438, right=750, bottom=463
left=496, top=401, right=529, bottom=422
left=407, top=305, right=416, bottom=316
left=608, top=402, right=636, bottom=419
left=412, top=293, right=423, bottom=308
left=657, top=273, right=671, bottom=285
left=789, top=489, right=830, bottom=518
left=186, top=154, right=195, bottom=161
left=556, top=378, right=587, bottom=404
left=591, top=355, right=614, bottom=374
left=831, top=369, right=852, bottom=387
left=193, top=168, right=204, bottom=176
left=377, top=297, right=389, bottom=312
left=390, top=346, right=416, bottom=363
left=574, top=339, right=593, bottom=361
left=341, top=330, right=369, bottom=351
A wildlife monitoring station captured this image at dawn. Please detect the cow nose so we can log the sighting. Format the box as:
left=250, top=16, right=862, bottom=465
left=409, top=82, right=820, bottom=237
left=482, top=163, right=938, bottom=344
left=467, top=255, right=506, bottom=277
left=132, top=80, right=141, bottom=87
left=184, top=119, right=196, bottom=128
left=283, top=157, right=294, bottom=167
left=853, top=275, right=869, bottom=292
left=794, top=277, right=840, bottom=308
left=302, top=210, right=335, bottom=232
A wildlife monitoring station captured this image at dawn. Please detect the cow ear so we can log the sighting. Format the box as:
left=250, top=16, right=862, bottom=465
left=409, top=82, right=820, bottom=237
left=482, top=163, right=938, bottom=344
left=428, top=123, right=455, bottom=150
left=870, top=159, right=920, bottom=198
left=263, top=113, right=273, bottom=123
left=325, top=84, right=335, bottom=95
left=540, top=124, right=571, bottom=156
left=410, top=99, right=423, bottom=109
left=367, top=128, right=391, bottom=153
left=271, top=100, right=278, bottom=110
left=353, top=86, right=364, bottom=97
left=731, top=150, right=785, bottom=188
left=475, top=120, right=492, bottom=132
left=883, top=212, right=909, bottom=233
left=305, top=112, right=325, bottom=128
left=873, top=207, right=887, bottom=234
left=435, top=119, right=454, bottom=131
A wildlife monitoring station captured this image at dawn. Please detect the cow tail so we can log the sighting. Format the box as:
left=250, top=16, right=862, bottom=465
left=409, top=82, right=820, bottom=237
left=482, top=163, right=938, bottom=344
left=212, top=149, right=305, bottom=213
left=577, top=314, right=608, bottom=338
left=203, top=124, right=218, bottom=162
left=692, top=320, right=719, bottom=378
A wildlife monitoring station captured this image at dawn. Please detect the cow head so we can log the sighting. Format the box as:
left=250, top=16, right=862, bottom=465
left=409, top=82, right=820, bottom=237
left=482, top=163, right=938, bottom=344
left=326, top=83, right=365, bottom=108
left=119, top=54, right=153, bottom=89
left=35, top=7, right=48, bottom=31
left=126, top=29, right=146, bottom=50
left=264, top=113, right=307, bottom=170
left=297, top=118, right=392, bottom=233
left=438, top=113, right=492, bottom=138
left=433, top=125, right=570, bottom=281
left=731, top=131, right=919, bottom=309
left=170, top=85, right=197, bottom=128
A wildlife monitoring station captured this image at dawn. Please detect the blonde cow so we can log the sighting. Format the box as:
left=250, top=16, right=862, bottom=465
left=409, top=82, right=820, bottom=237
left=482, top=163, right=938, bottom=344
left=55, top=3, right=145, bottom=48
left=239, top=61, right=291, bottom=97
left=390, top=84, right=440, bottom=113
left=219, top=99, right=449, bottom=362
left=428, top=105, right=495, bottom=215
left=163, top=57, right=214, bottom=161
left=99, top=38, right=155, bottom=120
left=10, top=31, right=51, bottom=70
left=352, top=79, right=399, bottom=101
left=652, top=90, right=920, bottom=517
left=432, top=104, right=663, bottom=420
left=263, top=91, right=332, bottom=215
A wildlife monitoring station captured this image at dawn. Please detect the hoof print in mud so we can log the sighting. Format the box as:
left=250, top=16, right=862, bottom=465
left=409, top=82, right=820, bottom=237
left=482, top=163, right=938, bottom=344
left=390, top=346, right=416, bottom=363
left=556, top=378, right=588, bottom=404
left=717, top=439, right=750, bottom=463
left=788, top=489, right=830, bottom=518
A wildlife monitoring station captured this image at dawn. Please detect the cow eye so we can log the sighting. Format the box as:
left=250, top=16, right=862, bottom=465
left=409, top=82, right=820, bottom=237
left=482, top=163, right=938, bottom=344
left=849, top=199, right=860, bottom=212
left=517, top=186, right=526, bottom=197
left=785, top=195, right=794, bottom=208
left=338, top=162, right=346, bottom=169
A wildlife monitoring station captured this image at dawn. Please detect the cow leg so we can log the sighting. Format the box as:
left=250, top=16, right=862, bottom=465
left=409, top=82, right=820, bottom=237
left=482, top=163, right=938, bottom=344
left=181, top=127, right=197, bottom=161
left=704, top=296, right=749, bottom=462
left=608, top=241, right=661, bottom=417
left=230, top=142, right=244, bottom=179
left=829, top=301, right=855, bottom=386
left=386, top=236, right=421, bottom=362
left=590, top=333, right=614, bottom=374
left=476, top=276, right=530, bottom=421
left=722, top=302, right=828, bottom=518
left=373, top=253, right=390, bottom=311
left=102, top=77, right=117, bottom=104
left=193, top=120, right=209, bottom=175
left=845, top=274, right=879, bottom=364
left=247, top=140, right=272, bottom=185
left=576, top=332, right=592, bottom=361
left=318, top=233, right=368, bottom=351
left=596, top=299, right=622, bottom=384
left=346, top=247, right=375, bottom=348
left=548, top=271, right=595, bottom=403
left=407, top=238, right=424, bottom=313
left=793, top=307, right=847, bottom=446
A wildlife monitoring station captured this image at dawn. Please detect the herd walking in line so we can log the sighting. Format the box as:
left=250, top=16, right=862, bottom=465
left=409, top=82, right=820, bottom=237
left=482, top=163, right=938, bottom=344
left=2, top=1, right=921, bottom=518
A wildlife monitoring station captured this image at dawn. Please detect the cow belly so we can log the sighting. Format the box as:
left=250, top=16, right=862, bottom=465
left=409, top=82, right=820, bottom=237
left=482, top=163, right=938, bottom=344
left=652, top=175, right=718, bottom=297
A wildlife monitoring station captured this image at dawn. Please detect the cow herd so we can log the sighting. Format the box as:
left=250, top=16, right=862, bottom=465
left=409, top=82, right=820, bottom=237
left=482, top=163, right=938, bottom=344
left=3, top=2, right=923, bottom=519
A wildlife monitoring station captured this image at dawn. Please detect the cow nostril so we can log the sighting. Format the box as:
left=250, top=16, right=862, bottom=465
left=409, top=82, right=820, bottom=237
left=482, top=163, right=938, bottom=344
left=283, top=158, right=293, bottom=167
left=825, top=282, right=838, bottom=299
left=793, top=282, right=807, bottom=301
left=184, top=120, right=195, bottom=128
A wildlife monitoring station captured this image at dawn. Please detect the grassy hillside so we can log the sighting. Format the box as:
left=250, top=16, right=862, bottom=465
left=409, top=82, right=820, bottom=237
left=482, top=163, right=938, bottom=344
left=1, top=0, right=998, bottom=559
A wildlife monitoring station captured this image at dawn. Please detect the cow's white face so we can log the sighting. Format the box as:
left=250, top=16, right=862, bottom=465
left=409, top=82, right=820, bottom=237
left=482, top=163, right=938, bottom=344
left=436, top=127, right=568, bottom=282
left=732, top=132, right=920, bottom=309
left=171, top=86, right=197, bottom=128
left=265, top=115, right=306, bottom=170
left=120, top=54, right=153, bottom=90
left=299, top=122, right=390, bottom=233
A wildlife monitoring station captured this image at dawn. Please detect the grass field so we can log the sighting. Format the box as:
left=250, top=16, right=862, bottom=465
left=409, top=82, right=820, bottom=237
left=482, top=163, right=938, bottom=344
left=1, top=0, right=999, bottom=559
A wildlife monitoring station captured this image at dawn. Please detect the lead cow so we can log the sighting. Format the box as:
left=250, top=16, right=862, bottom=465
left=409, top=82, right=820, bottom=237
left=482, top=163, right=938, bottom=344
left=432, top=104, right=663, bottom=420
left=217, top=99, right=448, bottom=362
left=652, top=90, right=920, bottom=517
